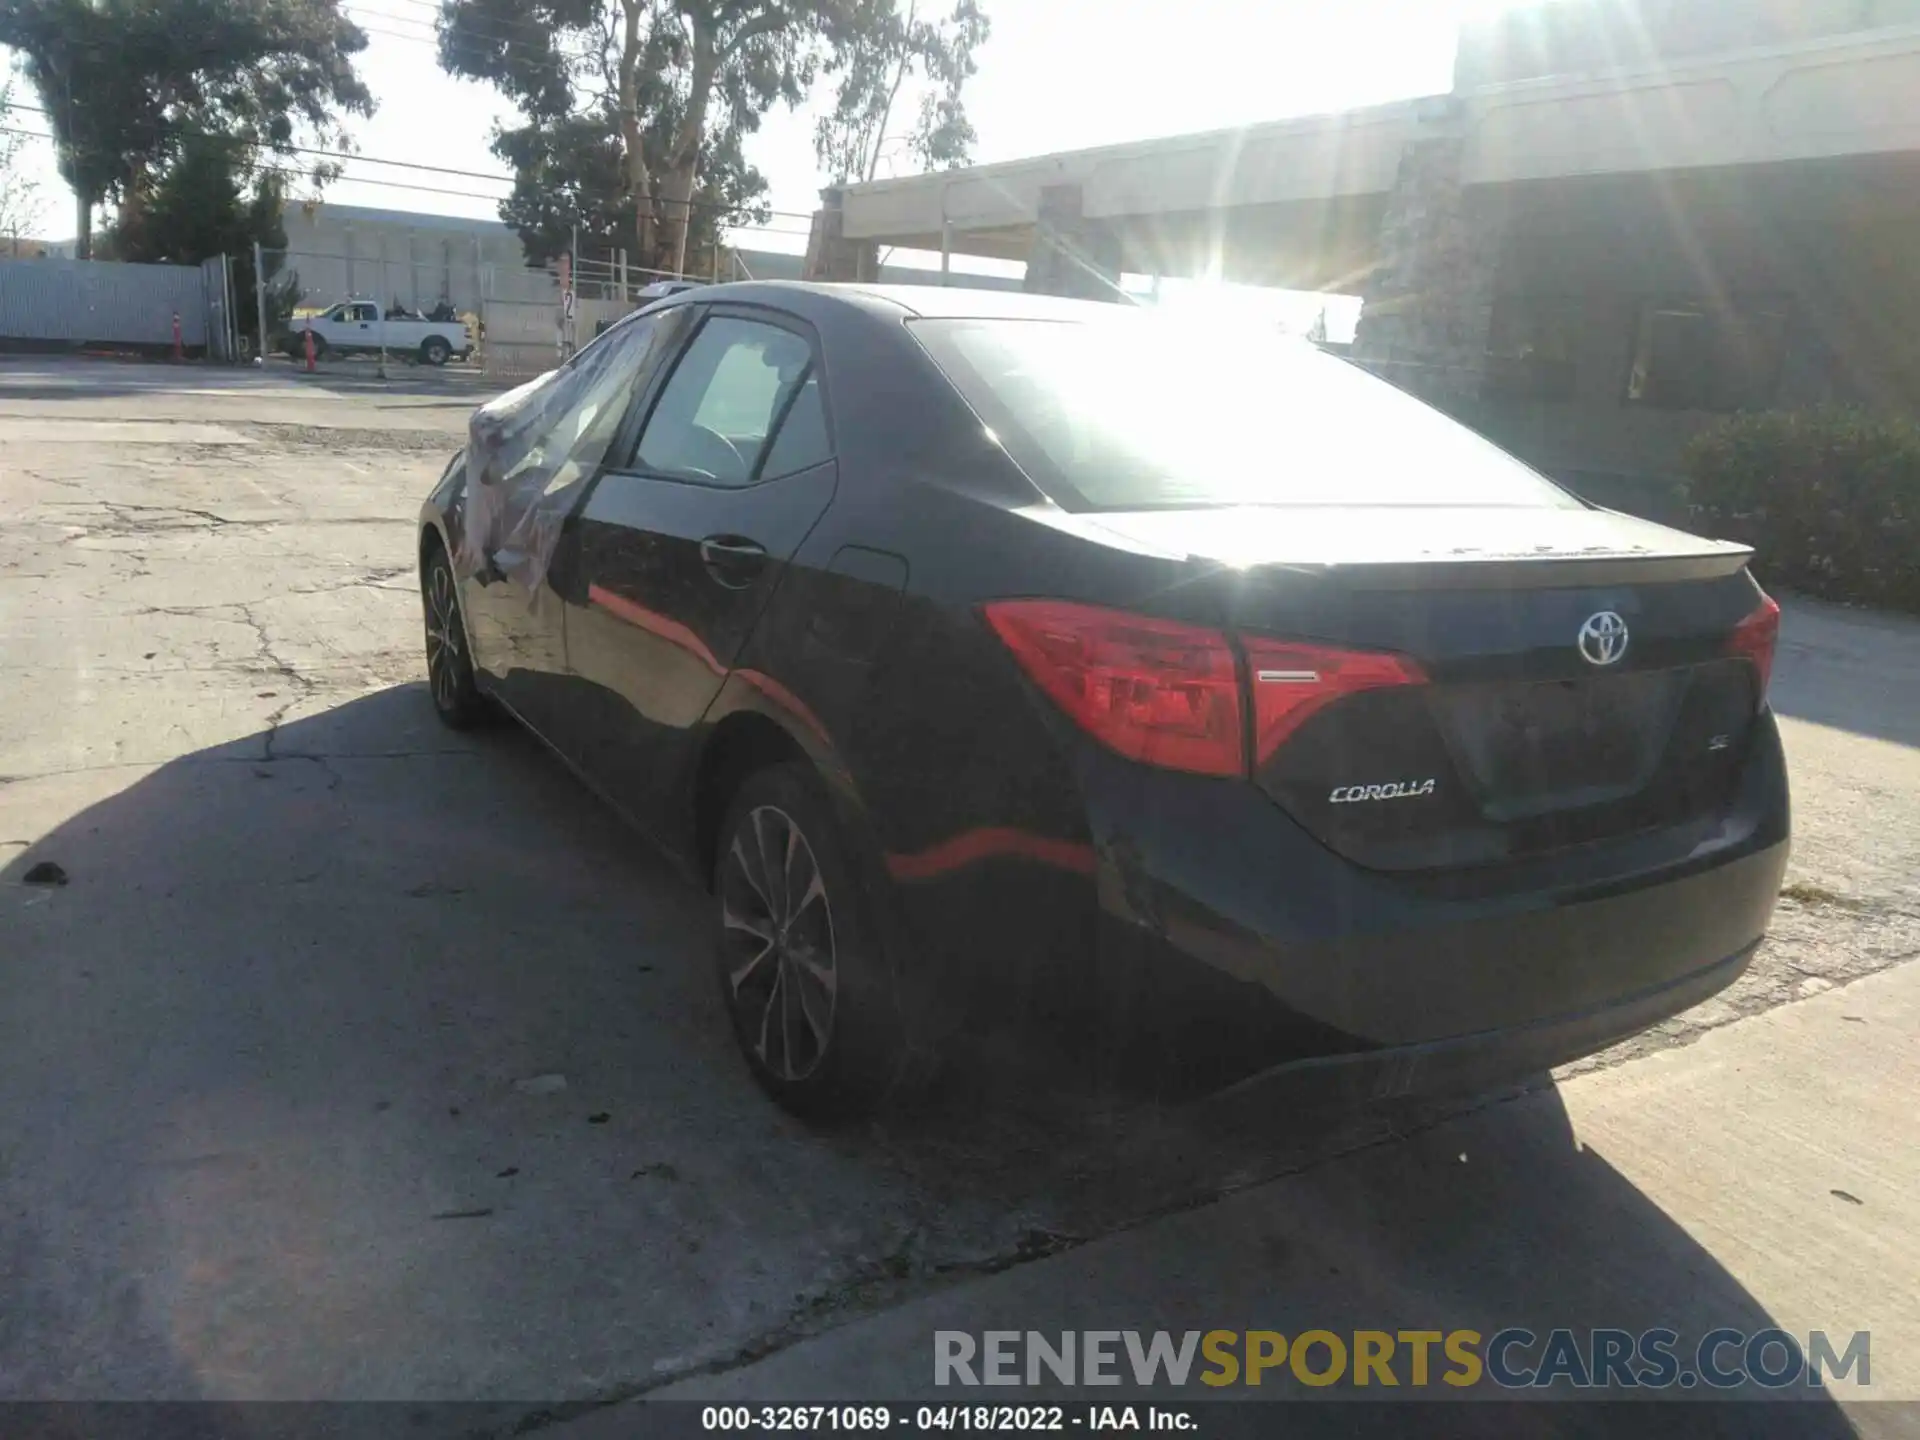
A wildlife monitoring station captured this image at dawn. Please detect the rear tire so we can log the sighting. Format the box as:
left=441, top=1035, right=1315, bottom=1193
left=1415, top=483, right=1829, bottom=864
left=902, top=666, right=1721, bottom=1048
left=712, top=762, right=913, bottom=1121
left=420, top=336, right=451, bottom=366
left=421, top=540, right=488, bottom=729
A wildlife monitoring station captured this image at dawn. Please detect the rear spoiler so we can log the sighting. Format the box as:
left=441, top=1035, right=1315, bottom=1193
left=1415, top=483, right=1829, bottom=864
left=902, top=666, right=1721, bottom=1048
left=1293, top=544, right=1755, bottom=590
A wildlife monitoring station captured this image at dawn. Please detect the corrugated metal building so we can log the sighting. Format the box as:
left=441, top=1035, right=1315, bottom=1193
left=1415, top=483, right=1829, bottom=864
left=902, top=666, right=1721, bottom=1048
left=277, top=202, right=529, bottom=315
left=0, top=257, right=210, bottom=348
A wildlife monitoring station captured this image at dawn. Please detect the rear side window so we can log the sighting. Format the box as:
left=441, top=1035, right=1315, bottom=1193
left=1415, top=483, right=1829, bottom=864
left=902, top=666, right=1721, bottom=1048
left=759, top=374, right=831, bottom=479
left=908, top=315, right=1583, bottom=512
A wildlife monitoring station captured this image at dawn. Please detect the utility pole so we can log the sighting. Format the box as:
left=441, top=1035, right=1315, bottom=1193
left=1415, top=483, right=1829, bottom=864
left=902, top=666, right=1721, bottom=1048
left=568, top=221, right=579, bottom=356
left=252, top=241, right=269, bottom=365
left=558, top=243, right=575, bottom=362
left=376, top=248, right=389, bottom=380
left=672, top=186, right=694, bottom=280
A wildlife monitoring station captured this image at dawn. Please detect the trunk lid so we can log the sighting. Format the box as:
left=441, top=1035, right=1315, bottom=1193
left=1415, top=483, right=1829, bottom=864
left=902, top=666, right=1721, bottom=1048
left=1084, top=504, right=1768, bottom=872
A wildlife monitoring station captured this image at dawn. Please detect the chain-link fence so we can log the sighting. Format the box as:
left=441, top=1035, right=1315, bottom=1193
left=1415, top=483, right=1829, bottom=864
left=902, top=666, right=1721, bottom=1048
left=252, top=241, right=494, bottom=379
left=483, top=247, right=758, bottom=382
left=200, top=255, right=241, bottom=363
left=250, top=241, right=753, bottom=383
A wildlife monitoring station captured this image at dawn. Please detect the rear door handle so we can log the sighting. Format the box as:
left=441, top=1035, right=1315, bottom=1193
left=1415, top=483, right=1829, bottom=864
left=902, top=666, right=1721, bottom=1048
left=699, top=535, right=768, bottom=589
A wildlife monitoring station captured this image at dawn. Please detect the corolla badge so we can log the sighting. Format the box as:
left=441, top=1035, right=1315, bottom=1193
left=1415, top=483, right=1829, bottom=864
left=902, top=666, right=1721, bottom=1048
left=1329, top=779, right=1437, bottom=804
left=1578, top=610, right=1630, bottom=666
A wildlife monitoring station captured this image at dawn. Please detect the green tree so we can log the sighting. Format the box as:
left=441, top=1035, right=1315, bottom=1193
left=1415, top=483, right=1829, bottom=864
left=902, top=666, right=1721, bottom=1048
left=813, top=0, right=986, bottom=185
left=487, top=85, right=770, bottom=273
left=0, top=0, right=371, bottom=259
left=440, top=0, right=941, bottom=274
left=102, top=131, right=292, bottom=345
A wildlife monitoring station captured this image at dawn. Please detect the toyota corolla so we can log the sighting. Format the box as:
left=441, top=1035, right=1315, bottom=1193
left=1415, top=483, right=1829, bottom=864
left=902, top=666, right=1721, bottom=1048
left=416, top=282, right=1789, bottom=1118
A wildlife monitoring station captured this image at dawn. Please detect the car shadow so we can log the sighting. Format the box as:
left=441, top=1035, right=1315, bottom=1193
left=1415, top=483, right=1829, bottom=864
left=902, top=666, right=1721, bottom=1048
left=1, top=686, right=894, bottom=1407
left=667, top=1091, right=1872, bottom=1431
left=0, top=686, right=1865, bottom=1424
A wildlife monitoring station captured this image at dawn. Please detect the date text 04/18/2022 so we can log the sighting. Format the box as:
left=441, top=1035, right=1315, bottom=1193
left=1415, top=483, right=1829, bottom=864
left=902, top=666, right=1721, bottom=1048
left=699, top=1405, right=1191, bottom=1432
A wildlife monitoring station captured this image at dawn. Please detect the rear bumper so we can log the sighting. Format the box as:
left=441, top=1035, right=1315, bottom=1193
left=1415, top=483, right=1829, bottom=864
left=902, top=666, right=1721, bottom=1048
left=885, top=709, right=1789, bottom=1096
left=1206, top=937, right=1757, bottom=1116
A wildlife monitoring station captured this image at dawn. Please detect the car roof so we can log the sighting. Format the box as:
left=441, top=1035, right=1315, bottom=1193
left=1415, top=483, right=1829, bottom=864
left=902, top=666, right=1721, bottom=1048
left=669, top=279, right=1126, bottom=323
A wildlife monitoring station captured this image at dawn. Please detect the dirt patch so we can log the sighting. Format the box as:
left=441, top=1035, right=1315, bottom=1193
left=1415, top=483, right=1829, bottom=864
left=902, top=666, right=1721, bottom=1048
left=238, top=423, right=459, bottom=453
left=1778, top=880, right=1868, bottom=910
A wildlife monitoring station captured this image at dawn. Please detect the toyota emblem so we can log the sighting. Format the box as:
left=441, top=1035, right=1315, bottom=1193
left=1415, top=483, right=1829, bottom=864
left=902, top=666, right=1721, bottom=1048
left=1578, top=610, right=1630, bottom=666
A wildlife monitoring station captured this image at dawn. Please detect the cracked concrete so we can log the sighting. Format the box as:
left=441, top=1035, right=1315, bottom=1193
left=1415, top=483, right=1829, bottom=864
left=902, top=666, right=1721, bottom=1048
left=2, top=357, right=1918, bottom=1423
left=0, top=359, right=1043, bottom=1409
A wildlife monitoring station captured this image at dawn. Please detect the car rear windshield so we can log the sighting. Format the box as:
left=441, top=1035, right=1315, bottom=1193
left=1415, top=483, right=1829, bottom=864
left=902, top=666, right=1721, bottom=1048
left=907, top=315, right=1584, bottom=512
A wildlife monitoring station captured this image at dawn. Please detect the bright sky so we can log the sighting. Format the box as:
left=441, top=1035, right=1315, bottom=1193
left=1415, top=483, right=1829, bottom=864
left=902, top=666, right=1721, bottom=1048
left=4, top=0, right=1523, bottom=297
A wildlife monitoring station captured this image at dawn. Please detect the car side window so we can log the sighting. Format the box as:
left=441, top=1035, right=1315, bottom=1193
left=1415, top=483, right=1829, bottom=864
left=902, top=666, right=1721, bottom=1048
left=325, top=305, right=347, bottom=322
left=758, top=373, right=831, bottom=480
left=633, top=317, right=815, bottom=488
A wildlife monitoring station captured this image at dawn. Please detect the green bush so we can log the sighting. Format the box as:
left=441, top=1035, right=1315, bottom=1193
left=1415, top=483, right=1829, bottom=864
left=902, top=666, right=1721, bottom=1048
left=1683, top=407, right=1920, bottom=612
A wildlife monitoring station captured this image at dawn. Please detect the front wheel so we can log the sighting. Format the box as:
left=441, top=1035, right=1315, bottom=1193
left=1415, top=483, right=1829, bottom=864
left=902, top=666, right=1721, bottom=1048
left=713, top=763, right=914, bottom=1120
left=421, top=542, right=488, bottom=728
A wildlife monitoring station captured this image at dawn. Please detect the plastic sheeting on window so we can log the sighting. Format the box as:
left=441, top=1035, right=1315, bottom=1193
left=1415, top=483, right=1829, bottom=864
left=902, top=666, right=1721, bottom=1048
left=456, top=313, right=667, bottom=594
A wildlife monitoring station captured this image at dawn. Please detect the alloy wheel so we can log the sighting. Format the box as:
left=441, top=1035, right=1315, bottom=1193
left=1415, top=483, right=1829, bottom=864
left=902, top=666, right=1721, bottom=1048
left=718, top=804, right=839, bottom=1083
left=424, top=560, right=464, bottom=712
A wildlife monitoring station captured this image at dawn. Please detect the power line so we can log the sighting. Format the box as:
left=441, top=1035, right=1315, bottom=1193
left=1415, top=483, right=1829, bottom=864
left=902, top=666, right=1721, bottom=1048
left=345, top=0, right=603, bottom=64
left=346, top=17, right=448, bottom=46
left=351, top=0, right=578, bottom=50
left=0, top=98, right=822, bottom=221
left=346, top=9, right=602, bottom=64
left=260, top=166, right=506, bottom=202
left=0, top=124, right=507, bottom=202
left=345, top=0, right=437, bottom=27
left=1, top=98, right=516, bottom=183
left=344, top=5, right=437, bottom=38
left=3, top=124, right=812, bottom=232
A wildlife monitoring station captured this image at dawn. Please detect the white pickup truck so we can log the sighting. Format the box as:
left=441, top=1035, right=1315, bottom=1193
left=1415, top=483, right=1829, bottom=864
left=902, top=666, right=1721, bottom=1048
left=284, top=301, right=474, bottom=366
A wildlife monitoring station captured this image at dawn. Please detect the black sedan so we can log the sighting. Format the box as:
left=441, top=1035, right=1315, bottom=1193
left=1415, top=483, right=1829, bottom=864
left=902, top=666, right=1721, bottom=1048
left=417, top=281, right=1789, bottom=1118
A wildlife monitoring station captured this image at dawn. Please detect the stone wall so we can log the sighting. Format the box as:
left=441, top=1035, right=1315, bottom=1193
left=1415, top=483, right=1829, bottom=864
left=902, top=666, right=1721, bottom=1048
left=1351, top=129, right=1502, bottom=410
left=801, top=191, right=879, bottom=284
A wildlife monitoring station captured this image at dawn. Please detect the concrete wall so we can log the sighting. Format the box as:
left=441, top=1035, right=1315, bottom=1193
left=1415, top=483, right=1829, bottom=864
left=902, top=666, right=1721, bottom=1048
left=1463, top=156, right=1920, bottom=499
left=837, top=99, right=1421, bottom=262
left=1456, top=0, right=1920, bottom=88
left=837, top=23, right=1920, bottom=283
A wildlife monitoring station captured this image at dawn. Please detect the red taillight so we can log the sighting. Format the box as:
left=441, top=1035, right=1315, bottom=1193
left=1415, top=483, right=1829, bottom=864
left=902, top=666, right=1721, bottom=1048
left=1243, top=636, right=1426, bottom=765
left=1728, top=591, right=1781, bottom=702
left=983, top=600, right=1244, bottom=776
left=983, top=600, right=1428, bottom=777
